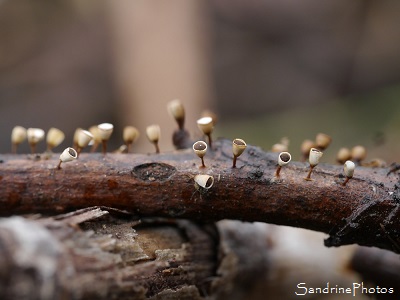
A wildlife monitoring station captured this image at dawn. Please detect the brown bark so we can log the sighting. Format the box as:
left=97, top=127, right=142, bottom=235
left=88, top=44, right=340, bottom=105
left=1, top=139, right=400, bottom=253
left=0, top=207, right=271, bottom=300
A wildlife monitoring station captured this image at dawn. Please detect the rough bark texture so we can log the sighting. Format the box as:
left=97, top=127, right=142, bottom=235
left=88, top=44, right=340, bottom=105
left=0, top=208, right=271, bottom=300
left=1, top=139, right=400, bottom=253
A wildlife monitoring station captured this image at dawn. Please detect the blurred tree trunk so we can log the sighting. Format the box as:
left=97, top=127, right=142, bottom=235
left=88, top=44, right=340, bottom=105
left=107, top=0, right=214, bottom=153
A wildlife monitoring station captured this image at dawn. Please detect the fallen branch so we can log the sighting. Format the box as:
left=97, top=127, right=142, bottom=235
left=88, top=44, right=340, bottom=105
left=0, top=207, right=271, bottom=299
left=1, top=139, right=400, bottom=252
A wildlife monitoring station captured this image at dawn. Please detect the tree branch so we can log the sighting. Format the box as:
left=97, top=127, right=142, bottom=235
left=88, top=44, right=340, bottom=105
left=1, top=139, right=400, bottom=252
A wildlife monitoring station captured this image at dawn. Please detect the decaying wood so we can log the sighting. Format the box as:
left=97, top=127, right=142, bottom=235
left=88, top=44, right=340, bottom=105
left=0, top=207, right=270, bottom=300
left=1, top=139, right=400, bottom=253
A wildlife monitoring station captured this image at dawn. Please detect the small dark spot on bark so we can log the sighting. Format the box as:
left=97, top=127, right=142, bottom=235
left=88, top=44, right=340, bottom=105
left=248, top=168, right=263, bottom=180
left=132, top=163, right=176, bottom=182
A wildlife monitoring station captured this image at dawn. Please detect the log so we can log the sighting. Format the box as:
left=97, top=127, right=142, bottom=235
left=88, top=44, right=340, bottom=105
left=0, top=208, right=271, bottom=300
left=1, top=139, right=400, bottom=252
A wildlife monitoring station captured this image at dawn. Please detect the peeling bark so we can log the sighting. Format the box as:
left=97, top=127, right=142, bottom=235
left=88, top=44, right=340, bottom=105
left=1, top=139, right=400, bottom=252
left=0, top=208, right=270, bottom=300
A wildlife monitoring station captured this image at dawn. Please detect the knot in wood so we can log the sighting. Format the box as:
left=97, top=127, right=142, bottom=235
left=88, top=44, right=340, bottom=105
left=132, top=163, right=176, bottom=182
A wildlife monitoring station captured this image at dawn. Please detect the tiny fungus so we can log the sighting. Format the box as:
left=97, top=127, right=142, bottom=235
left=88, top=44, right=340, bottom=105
left=363, top=158, right=386, bottom=168
left=201, top=110, right=218, bottom=126
left=11, top=126, right=27, bottom=154
left=305, top=148, right=323, bottom=180
left=194, top=174, right=214, bottom=191
left=27, top=128, right=45, bottom=154
left=275, top=151, right=291, bottom=177
left=46, top=127, right=65, bottom=152
left=57, top=147, right=77, bottom=169
left=351, top=145, right=367, bottom=164
left=232, top=138, right=247, bottom=168
left=342, top=160, right=355, bottom=186
left=315, top=133, right=332, bottom=151
left=301, top=139, right=316, bottom=161
left=167, top=99, right=185, bottom=130
left=193, top=141, right=208, bottom=168
left=271, top=137, right=289, bottom=153
left=123, top=126, right=140, bottom=152
left=76, top=129, right=94, bottom=156
left=271, top=143, right=288, bottom=153
left=89, top=126, right=102, bottom=152
left=146, top=124, right=161, bottom=153
left=197, top=117, right=214, bottom=149
left=97, top=123, right=114, bottom=155
left=336, top=147, right=351, bottom=164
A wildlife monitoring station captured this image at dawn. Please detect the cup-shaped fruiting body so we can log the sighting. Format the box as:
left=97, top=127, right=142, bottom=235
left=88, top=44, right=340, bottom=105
left=193, top=141, right=207, bottom=168
left=197, top=117, right=214, bottom=135
left=97, top=123, right=114, bottom=155
left=275, top=151, right=291, bottom=177
left=301, top=139, right=316, bottom=161
left=146, top=124, right=161, bottom=153
left=89, top=125, right=102, bottom=152
left=336, top=147, right=351, bottom=164
left=197, top=116, right=214, bottom=149
left=278, top=152, right=291, bottom=167
left=98, top=123, right=114, bottom=140
left=305, top=148, right=323, bottom=180
left=123, top=126, right=140, bottom=152
left=167, top=99, right=185, bottom=129
left=315, top=133, right=332, bottom=151
left=232, top=138, right=247, bottom=168
left=194, top=174, right=214, bottom=191
left=76, top=129, right=93, bottom=156
left=342, top=160, right=355, bottom=186
left=201, top=110, right=218, bottom=126
left=11, top=126, right=27, bottom=153
left=27, top=128, right=45, bottom=154
left=309, top=148, right=323, bottom=167
left=46, top=127, right=65, bottom=151
left=351, top=145, right=367, bottom=163
left=57, top=147, right=77, bottom=169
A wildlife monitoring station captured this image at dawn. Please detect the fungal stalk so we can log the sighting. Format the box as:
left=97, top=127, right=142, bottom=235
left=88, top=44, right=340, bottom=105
left=27, top=128, right=45, bottom=154
left=167, top=99, right=185, bottom=130
left=76, top=129, right=93, bottom=156
left=305, top=148, right=323, bottom=180
left=197, top=117, right=214, bottom=149
left=193, top=141, right=207, bottom=168
left=11, top=126, right=27, bottom=154
left=57, top=147, right=77, bottom=169
left=275, top=151, right=291, bottom=177
left=97, top=123, right=114, bottom=155
left=46, top=127, right=65, bottom=152
left=342, top=160, right=355, bottom=186
left=123, top=126, right=139, bottom=153
left=146, top=124, right=161, bottom=153
left=232, top=138, right=247, bottom=168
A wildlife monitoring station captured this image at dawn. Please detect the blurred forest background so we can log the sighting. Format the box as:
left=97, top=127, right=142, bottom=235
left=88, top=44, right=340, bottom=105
left=1, top=0, right=400, bottom=299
